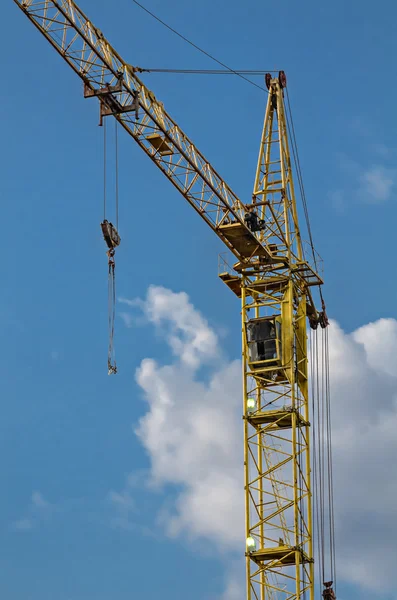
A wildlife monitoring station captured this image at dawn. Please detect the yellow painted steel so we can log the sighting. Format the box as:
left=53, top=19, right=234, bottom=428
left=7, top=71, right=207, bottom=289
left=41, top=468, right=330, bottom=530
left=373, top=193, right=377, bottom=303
left=13, top=0, right=276, bottom=265
left=241, top=76, right=316, bottom=600
left=12, top=4, right=324, bottom=600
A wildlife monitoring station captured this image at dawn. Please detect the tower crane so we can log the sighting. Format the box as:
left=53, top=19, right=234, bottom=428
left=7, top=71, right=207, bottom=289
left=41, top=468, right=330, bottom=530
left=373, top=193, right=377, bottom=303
left=12, top=2, right=334, bottom=600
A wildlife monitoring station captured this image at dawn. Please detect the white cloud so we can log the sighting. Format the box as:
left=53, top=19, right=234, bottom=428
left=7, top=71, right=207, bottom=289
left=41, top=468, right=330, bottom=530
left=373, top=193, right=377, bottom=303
left=327, top=319, right=397, bottom=591
left=352, top=317, right=397, bottom=377
left=359, top=164, right=396, bottom=203
left=12, top=491, right=53, bottom=532
left=32, top=491, right=50, bottom=509
left=106, top=490, right=136, bottom=532
left=119, top=312, right=135, bottom=328
left=219, top=578, right=244, bottom=600
left=119, top=297, right=140, bottom=308
left=142, top=286, right=219, bottom=368
left=119, top=286, right=397, bottom=594
left=107, top=490, right=134, bottom=511
left=135, top=342, right=242, bottom=544
left=332, top=151, right=396, bottom=208
left=373, top=143, right=391, bottom=158
left=328, top=190, right=345, bottom=214
left=13, top=518, right=34, bottom=531
left=215, top=560, right=245, bottom=600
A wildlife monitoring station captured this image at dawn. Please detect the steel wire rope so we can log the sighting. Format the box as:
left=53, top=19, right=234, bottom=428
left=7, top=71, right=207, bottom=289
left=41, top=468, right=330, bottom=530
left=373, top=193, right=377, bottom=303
left=320, top=328, right=326, bottom=581
left=108, top=257, right=117, bottom=374
left=319, top=325, right=338, bottom=592
left=140, top=68, right=276, bottom=75
left=131, top=0, right=269, bottom=93
left=115, top=119, right=119, bottom=230
left=103, top=118, right=107, bottom=220
left=285, top=90, right=319, bottom=277
left=102, top=118, right=119, bottom=374
left=313, top=326, right=338, bottom=596
left=108, top=262, right=114, bottom=360
left=325, top=328, right=337, bottom=589
left=286, top=87, right=336, bottom=598
left=311, top=329, right=324, bottom=596
left=325, top=329, right=333, bottom=580
left=296, top=371, right=306, bottom=598
left=286, top=87, right=336, bottom=588
left=283, top=101, right=307, bottom=263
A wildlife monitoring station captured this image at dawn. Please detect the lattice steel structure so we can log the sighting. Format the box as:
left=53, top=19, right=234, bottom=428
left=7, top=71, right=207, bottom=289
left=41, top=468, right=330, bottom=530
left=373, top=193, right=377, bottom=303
left=242, top=78, right=317, bottom=600
left=13, top=2, right=326, bottom=599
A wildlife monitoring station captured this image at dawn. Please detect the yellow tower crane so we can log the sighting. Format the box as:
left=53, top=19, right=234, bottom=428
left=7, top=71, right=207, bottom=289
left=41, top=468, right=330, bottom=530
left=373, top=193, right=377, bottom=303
left=13, top=2, right=333, bottom=600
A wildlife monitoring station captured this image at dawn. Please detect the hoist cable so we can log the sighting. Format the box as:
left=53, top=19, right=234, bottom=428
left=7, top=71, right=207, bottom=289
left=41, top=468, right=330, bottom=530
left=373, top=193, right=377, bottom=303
left=103, top=118, right=107, bottom=220
left=131, top=0, right=268, bottom=93
left=325, top=328, right=333, bottom=580
left=311, top=327, right=337, bottom=597
left=108, top=257, right=117, bottom=373
left=316, top=330, right=326, bottom=584
left=285, top=89, right=326, bottom=309
left=325, top=328, right=337, bottom=589
left=322, top=327, right=336, bottom=588
left=295, top=369, right=306, bottom=597
left=102, top=118, right=119, bottom=375
left=320, top=330, right=326, bottom=581
left=286, top=83, right=335, bottom=591
left=115, top=119, right=119, bottom=230
left=285, top=90, right=317, bottom=269
left=311, top=330, right=322, bottom=595
left=284, top=102, right=307, bottom=263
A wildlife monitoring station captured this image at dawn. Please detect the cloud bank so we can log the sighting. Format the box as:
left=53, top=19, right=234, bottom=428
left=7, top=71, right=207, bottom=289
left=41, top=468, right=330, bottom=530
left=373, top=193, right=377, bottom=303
left=119, top=286, right=397, bottom=593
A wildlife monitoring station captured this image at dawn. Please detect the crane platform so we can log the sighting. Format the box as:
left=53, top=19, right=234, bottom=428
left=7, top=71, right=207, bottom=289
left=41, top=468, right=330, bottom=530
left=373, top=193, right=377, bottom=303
left=249, top=546, right=311, bottom=566
left=293, top=261, right=323, bottom=287
left=247, top=408, right=308, bottom=429
left=218, top=272, right=291, bottom=298
left=218, top=222, right=272, bottom=260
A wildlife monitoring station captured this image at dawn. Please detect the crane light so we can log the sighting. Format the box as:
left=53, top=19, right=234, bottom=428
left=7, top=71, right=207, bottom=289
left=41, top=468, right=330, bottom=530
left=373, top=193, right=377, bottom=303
left=247, top=397, right=256, bottom=412
left=246, top=536, right=256, bottom=551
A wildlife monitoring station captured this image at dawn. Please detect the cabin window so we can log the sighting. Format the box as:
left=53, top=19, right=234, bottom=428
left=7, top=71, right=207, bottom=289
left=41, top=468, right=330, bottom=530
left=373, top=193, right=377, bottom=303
left=246, top=317, right=281, bottom=368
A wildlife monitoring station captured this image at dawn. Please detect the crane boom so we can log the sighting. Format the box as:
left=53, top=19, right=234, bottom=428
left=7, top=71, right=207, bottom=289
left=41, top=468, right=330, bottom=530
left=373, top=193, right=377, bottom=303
left=15, top=0, right=275, bottom=264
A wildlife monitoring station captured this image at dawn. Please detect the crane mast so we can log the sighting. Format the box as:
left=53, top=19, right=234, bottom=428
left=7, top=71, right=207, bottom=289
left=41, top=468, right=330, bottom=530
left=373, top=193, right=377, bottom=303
left=241, top=77, right=317, bottom=600
left=13, top=2, right=328, bottom=600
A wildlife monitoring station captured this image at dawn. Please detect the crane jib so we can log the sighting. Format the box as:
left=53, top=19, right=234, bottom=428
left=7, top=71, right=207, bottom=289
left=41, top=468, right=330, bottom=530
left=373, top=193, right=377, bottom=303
left=14, top=0, right=276, bottom=265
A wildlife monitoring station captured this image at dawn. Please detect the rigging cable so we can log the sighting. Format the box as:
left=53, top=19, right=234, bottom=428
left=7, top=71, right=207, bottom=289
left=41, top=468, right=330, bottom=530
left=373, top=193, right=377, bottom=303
left=284, top=94, right=335, bottom=591
left=319, top=347, right=324, bottom=587
left=310, top=326, right=337, bottom=598
left=139, top=68, right=276, bottom=75
left=108, top=242, right=117, bottom=375
left=284, top=88, right=328, bottom=315
left=115, top=118, right=119, bottom=230
left=101, top=118, right=121, bottom=375
left=312, top=329, right=324, bottom=590
left=325, top=326, right=336, bottom=589
left=284, top=90, right=316, bottom=265
left=103, top=118, right=107, bottom=220
left=131, top=0, right=269, bottom=93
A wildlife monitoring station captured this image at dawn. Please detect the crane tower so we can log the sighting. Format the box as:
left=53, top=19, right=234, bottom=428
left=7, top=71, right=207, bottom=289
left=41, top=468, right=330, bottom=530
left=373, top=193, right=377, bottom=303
left=12, top=2, right=330, bottom=599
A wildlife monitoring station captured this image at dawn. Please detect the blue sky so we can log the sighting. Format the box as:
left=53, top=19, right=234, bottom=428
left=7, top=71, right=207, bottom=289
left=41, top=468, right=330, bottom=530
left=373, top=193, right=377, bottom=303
left=1, top=1, right=397, bottom=599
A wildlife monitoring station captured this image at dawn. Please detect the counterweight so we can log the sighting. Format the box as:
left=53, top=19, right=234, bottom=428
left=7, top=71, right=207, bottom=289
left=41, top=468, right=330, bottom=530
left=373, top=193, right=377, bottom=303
left=13, top=2, right=328, bottom=599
